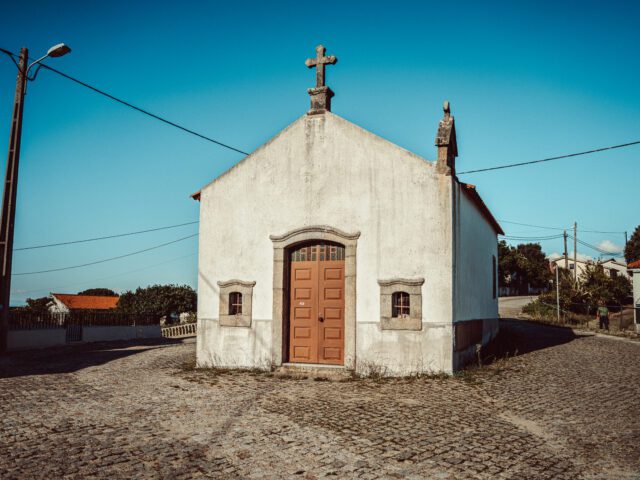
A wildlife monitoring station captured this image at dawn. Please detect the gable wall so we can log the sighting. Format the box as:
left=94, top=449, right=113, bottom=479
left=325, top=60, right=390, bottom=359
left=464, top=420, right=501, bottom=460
left=196, top=112, right=455, bottom=373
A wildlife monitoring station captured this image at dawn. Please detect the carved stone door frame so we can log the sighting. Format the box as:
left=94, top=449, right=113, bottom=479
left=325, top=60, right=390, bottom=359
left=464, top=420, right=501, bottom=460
left=270, top=225, right=359, bottom=370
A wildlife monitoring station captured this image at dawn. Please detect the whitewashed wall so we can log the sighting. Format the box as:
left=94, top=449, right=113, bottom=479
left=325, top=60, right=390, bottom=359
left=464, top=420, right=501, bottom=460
left=196, top=112, right=455, bottom=373
left=631, top=269, right=640, bottom=329
left=453, top=185, right=499, bottom=322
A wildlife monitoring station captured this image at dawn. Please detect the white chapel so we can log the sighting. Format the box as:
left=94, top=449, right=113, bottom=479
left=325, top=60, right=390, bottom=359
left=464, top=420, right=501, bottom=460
left=192, top=45, right=503, bottom=375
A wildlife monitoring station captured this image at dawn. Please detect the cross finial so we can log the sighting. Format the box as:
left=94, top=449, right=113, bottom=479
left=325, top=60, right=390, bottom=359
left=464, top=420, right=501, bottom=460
left=305, top=44, right=337, bottom=88
left=443, top=100, right=451, bottom=119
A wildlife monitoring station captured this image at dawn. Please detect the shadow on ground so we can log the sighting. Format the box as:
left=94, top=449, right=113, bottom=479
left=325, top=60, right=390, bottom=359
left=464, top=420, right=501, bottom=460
left=0, top=337, right=186, bottom=378
left=479, top=318, right=587, bottom=366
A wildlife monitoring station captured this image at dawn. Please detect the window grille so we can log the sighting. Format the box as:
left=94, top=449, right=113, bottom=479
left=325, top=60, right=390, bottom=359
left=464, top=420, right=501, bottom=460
left=392, top=291, right=410, bottom=318
left=290, top=242, right=345, bottom=262
left=229, top=292, right=243, bottom=315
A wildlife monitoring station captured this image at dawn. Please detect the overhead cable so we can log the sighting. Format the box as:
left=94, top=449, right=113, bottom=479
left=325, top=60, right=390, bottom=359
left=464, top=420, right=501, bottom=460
left=13, top=233, right=198, bottom=276
left=15, top=220, right=199, bottom=251
left=458, top=140, right=640, bottom=174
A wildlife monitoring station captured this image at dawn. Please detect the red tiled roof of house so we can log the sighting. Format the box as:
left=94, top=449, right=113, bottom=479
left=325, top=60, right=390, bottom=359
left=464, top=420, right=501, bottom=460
left=628, top=259, right=640, bottom=269
left=52, top=293, right=119, bottom=310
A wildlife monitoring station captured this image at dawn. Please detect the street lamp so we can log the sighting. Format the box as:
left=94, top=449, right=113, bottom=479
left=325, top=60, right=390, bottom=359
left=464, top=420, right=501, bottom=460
left=0, top=44, right=71, bottom=354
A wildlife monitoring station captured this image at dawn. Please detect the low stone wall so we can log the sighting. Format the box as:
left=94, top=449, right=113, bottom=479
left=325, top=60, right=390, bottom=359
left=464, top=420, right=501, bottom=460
left=8, top=328, right=66, bottom=351
left=82, top=325, right=161, bottom=343
left=7, top=325, right=161, bottom=352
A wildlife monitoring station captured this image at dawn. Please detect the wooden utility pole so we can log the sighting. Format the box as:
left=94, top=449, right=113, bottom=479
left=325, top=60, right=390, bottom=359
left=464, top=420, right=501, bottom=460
left=573, top=222, right=578, bottom=282
left=563, top=230, right=568, bottom=269
left=0, top=48, right=28, bottom=354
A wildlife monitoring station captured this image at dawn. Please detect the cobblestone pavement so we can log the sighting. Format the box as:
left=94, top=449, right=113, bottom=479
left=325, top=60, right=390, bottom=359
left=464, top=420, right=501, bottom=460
left=1, top=320, right=639, bottom=479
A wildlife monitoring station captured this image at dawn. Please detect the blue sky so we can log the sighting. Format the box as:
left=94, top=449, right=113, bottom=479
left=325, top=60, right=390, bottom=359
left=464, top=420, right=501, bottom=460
left=1, top=0, right=638, bottom=304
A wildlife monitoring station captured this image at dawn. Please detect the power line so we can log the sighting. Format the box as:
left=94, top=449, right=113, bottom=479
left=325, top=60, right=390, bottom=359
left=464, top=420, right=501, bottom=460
left=500, top=234, right=564, bottom=241
left=498, top=220, right=568, bottom=231
left=0, top=48, right=250, bottom=156
left=38, top=62, right=250, bottom=155
left=498, top=219, right=626, bottom=235
left=13, top=252, right=197, bottom=296
left=15, top=220, right=199, bottom=251
left=13, top=233, right=198, bottom=276
left=570, top=236, right=623, bottom=256
left=457, top=140, right=640, bottom=174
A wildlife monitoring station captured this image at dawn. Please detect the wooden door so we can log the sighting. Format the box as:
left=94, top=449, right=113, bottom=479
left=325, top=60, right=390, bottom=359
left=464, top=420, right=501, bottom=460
left=289, top=243, right=345, bottom=365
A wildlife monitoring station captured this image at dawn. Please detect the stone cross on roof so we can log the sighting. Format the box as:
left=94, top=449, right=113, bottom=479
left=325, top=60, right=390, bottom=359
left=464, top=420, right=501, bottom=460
left=305, top=45, right=337, bottom=88
left=305, top=45, right=338, bottom=115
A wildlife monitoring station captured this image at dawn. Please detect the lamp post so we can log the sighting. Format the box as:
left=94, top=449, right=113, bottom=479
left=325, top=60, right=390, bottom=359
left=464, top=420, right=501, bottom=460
left=0, top=44, right=71, bottom=354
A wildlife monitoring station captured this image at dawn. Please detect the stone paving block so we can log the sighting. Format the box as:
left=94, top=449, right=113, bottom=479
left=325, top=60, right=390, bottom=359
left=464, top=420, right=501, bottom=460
left=1, top=321, right=639, bottom=478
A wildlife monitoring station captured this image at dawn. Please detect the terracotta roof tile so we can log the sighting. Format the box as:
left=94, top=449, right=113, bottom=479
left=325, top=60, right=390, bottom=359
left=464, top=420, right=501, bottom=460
left=52, top=294, right=119, bottom=310
left=628, top=259, right=640, bottom=269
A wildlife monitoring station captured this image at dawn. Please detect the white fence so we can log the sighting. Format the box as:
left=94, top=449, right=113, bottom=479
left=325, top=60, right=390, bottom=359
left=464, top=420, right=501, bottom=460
left=161, top=323, right=197, bottom=338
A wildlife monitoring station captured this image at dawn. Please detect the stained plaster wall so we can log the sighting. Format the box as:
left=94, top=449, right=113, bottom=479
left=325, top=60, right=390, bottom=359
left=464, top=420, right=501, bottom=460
left=196, top=112, right=455, bottom=374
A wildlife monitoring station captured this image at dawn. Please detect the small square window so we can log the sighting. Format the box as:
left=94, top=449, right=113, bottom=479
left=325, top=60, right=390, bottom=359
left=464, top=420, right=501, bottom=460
left=379, top=278, right=424, bottom=331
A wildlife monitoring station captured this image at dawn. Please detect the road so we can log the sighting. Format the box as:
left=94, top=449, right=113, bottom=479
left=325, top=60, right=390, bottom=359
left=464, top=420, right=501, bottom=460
left=498, top=295, right=537, bottom=318
left=1, top=320, right=639, bottom=479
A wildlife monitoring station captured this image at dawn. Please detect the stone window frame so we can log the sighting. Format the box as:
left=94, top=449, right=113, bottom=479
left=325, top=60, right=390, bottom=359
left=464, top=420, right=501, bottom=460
left=270, top=225, right=360, bottom=369
left=378, top=278, right=425, bottom=331
left=217, top=280, right=256, bottom=327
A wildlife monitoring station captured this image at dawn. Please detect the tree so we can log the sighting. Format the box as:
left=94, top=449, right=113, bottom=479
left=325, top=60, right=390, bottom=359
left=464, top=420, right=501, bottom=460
left=498, top=241, right=552, bottom=294
left=532, top=263, right=632, bottom=318
left=581, top=264, right=631, bottom=310
left=625, top=225, right=640, bottom=264
left=117, top=284, right=196, bottom=319
left=77, top=288, right=117, bottom=297
left=23, top=296, right=51, bottom=314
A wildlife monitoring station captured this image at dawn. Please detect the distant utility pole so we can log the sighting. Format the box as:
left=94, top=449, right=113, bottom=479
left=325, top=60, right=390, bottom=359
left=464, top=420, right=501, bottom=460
left=0, top=44, right=71, bottom=355
left=563, top=230, right=568, bottom=269
left=573, top=222, right=578, bottom=282
left=625, top=231, right=628, bottom=247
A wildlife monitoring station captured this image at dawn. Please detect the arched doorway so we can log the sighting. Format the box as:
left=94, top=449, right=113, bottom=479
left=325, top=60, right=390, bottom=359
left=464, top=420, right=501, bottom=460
left=288, top=242, right=345, bottom=365
left=269, top=225, right=360, bottom=369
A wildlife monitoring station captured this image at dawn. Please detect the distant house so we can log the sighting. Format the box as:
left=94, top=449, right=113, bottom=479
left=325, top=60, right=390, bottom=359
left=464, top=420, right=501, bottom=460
left=600, top=258, right=631, bottom=279
left=549, top=255, right=630, bottom=280
left=48, top=293, right=119, bottom=314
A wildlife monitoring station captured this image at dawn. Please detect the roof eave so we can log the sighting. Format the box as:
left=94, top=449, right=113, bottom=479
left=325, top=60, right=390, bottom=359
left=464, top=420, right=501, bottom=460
left=459, top=181, right=504, bottom=235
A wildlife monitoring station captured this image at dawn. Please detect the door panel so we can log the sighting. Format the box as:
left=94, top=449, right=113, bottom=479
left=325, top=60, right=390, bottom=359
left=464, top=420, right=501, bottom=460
left=289, top=262, right=318, bottom=363
left=289, top=243, right=345, bottom=365
left=318, top=260, right=345, bottom=364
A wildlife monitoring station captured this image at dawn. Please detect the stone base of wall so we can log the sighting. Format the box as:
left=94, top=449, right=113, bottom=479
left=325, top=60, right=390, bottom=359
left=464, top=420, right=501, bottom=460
left=452, top=318, right=499, bottom=371
left=82, top=325, right=161, bottom=343
left=7, top=325, right=162, bottom=352
left=8, top=328, right=66, bottom=351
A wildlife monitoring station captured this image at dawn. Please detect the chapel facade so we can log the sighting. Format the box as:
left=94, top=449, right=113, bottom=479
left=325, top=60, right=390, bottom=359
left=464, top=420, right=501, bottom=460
left=192, top=45, right=503, bottom=375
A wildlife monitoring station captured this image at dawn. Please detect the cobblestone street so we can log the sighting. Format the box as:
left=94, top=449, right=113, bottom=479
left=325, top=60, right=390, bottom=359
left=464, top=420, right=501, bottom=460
left=1, top=320, right=639, bottom=479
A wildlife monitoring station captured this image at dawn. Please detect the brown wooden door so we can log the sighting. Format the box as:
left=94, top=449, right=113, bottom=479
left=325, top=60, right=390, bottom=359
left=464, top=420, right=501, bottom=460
left=289, top=243, right=345, bottom=365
